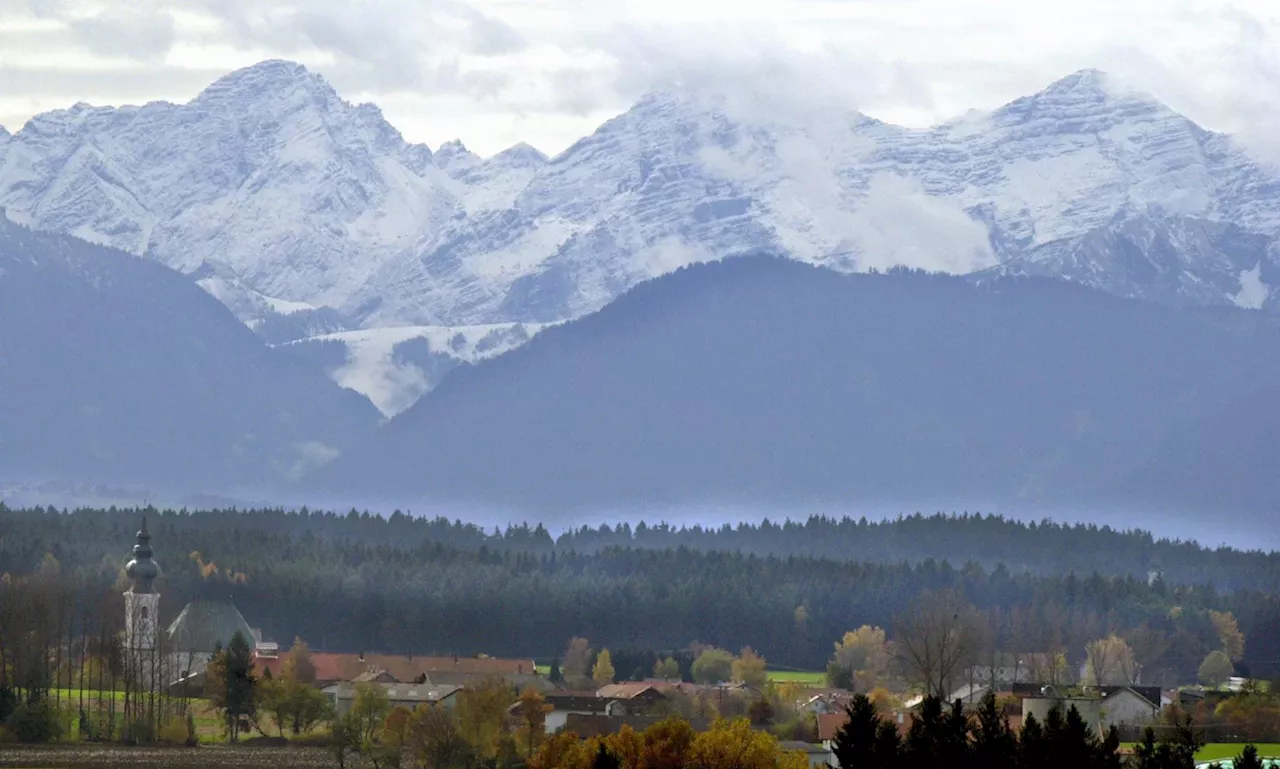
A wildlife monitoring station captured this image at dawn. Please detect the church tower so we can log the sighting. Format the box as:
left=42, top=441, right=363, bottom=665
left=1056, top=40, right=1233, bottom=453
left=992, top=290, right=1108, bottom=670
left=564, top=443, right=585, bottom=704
left=124, top=517, right=160, bottom=651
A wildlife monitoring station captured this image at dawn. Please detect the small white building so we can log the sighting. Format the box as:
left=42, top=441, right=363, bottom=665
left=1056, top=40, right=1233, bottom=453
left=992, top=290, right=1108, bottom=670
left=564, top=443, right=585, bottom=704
left=1023, top=696, right=1103, bottom=735
left=512, top=695, right=623, bottom=733
left=780, top=741, right=836, bottom=769
left=1100, top=688, right=1160, bottom=730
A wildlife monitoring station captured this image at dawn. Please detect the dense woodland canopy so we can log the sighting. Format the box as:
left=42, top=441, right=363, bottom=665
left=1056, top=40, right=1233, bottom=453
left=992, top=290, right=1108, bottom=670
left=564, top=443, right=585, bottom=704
left=315, top=258, right=1280, bottom=535
left=3, top=504, right=1280, bottom=680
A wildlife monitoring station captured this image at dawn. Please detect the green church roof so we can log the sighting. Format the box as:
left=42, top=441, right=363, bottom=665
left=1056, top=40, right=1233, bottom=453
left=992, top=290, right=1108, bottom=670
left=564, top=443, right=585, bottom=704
left=166, top=600, right=255, bottom=653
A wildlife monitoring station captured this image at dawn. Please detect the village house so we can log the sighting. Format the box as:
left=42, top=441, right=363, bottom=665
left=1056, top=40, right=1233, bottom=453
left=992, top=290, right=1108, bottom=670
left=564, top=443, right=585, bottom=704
left=595, top=682, right=671, bottom=713
left=326, top=681, right=461, bottom=717
left=513, top=694, right=624, bottom=733
left=796, top=689, right=854, bottom=716
left=255, top=649, right=546, bottom=690
left=1097, top=687, right=1162, bottom=731
left=1020, top=685, right=1161, bottom=735
left=780, top=740, right=836, bottom=769
left=901, top=682, right=992, bottom=711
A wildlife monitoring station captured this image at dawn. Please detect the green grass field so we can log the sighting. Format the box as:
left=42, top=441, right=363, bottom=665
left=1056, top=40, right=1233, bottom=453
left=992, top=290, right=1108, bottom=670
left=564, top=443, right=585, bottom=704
left=1195, top=744, right=1280, bottom=762
left=765, top=670, right=826, bottom=685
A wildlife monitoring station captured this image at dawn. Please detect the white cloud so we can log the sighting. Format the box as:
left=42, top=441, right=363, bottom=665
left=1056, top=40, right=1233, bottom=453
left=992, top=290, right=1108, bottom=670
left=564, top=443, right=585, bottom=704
left=0, top=0, right=1278, bottom=157
left=1232, top=262, right=1270, bottom=310
left=848, top=174, right=997, bottom=274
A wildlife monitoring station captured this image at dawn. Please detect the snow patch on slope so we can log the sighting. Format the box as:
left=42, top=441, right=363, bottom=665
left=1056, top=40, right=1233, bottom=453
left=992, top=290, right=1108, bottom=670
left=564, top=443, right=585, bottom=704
left=301, top=323, right=553, bottom=416
left=1232, top=263, right=1270, bottom=309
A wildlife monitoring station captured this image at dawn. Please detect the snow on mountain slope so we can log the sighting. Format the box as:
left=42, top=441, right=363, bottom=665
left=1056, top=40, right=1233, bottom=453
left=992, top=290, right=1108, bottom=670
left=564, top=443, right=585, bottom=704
left=435, top=139, right=547, bottom=214
left=0, top=60, right=461, bottom=315
left=983, top=212, right=1280, bottom=310
left=361, top=70, right=1280, bottom=325
left=918, top=70, right=1245, bottom=246
left=4, top=63, right=1280, bottom=339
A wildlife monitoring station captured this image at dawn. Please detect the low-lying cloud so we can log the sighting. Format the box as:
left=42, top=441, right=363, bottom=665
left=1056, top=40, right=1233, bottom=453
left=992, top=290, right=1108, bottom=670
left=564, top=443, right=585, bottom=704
left=849, top=174, right=997, bottom=274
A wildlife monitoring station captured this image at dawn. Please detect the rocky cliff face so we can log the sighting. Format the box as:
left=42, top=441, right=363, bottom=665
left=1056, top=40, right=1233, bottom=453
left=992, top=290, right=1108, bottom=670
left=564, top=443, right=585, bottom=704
left=0, top=61, right=460, bottom=319
left=984, top=213, right=1280, bottom=310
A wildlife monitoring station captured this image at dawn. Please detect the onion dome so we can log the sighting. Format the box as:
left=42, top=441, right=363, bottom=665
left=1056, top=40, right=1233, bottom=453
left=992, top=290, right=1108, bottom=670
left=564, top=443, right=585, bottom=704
left=124, top=517, right=160, bottom=593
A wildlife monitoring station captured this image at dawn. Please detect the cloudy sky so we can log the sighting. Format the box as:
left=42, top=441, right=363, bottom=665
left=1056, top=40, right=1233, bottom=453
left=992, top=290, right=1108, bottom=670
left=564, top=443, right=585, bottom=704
left=0, top=0, right=1277, bottom=157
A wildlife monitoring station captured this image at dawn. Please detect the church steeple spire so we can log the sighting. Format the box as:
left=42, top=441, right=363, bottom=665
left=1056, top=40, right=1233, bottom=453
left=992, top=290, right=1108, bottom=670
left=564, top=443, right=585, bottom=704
left=125, top=517, right=160, bottom=594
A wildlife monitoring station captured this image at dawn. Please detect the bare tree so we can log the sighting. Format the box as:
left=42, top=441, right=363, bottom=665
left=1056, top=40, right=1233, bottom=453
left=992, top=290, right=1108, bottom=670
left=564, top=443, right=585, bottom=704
left=1084, top=634, right=1137, bottom=687
left=894, top=589, right=981, bottom=699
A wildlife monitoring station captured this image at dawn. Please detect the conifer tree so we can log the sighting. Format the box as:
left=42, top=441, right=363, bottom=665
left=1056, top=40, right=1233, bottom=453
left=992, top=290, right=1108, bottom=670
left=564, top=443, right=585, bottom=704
left=1018, top=713, right=1049, bottom=769
left=832, top=694, right=900, bottom=769
left=972, top=691, right=1015, bottom=769
left=1236, top=744, right=1265, bottom=769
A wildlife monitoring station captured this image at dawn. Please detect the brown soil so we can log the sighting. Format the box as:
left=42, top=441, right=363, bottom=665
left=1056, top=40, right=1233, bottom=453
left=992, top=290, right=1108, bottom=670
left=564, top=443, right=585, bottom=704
left=0, top=743, right=336, bottom=769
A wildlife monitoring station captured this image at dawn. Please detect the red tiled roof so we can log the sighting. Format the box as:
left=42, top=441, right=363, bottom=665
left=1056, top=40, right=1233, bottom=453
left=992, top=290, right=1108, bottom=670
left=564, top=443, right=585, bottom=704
left=255, top=650, right=536, bottom=683
left=817, top=713, right=849, bottom=742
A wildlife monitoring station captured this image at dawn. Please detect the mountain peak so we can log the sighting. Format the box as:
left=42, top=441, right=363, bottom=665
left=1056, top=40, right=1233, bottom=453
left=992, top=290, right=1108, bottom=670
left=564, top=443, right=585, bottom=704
left=1028, top=68, right=1166, bottom=110
left=194, top=59, right=337, bottom=106
left=1044, top=68, right=1113, bottom=94
left=494, top=141, right=547, bottom=164
left=989, top=67, right=1170, bottom=129
left=436, top=139, right=473, bottom=156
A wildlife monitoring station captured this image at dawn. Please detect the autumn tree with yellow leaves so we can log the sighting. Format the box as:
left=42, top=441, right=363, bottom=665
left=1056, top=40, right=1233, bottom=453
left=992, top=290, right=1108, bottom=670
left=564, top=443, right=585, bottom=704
left=528, top=718, right=806, bottom=769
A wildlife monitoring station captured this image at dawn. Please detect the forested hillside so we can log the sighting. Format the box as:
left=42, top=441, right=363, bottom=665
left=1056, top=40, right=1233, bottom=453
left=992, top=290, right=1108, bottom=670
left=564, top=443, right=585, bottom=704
left=4, top=505, right=1279, bottom=681
left=3, top=505, right=1272, bottom=587
left=316, top=257, right=1280, bottom=543
left=0, top=217, right=379, bottom=491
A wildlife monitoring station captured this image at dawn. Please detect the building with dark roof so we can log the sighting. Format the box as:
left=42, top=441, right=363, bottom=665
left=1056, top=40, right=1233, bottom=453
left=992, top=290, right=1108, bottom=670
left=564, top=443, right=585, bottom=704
left=167, top=600, right=256, bottom=654
left=326, top=682, right=461, bottom=717
left=255, top=650, right=542, bottom=688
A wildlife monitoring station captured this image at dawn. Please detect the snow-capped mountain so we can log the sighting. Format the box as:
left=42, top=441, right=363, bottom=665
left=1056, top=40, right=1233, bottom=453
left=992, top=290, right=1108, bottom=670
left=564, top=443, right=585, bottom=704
left=5, top=62, right=1280, bottom=414
left=0, top=60, right=461, bottom=320
left=360, top=69, right=1280, bottom=325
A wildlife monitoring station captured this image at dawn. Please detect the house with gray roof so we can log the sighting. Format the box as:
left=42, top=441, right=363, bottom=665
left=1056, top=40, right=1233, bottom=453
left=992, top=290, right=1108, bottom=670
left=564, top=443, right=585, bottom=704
left=166, top=600, right=258, bottom=690
left=325, top=682, right=461, bottom=717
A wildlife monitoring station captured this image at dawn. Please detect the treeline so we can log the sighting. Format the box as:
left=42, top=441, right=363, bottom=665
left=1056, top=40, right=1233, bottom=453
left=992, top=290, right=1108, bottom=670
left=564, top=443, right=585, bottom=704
left=3, top=506, right=1278, bottom=679
left=3, top=504, right=1278, bottom=591
left=826, top=691, right=1258, bottom=769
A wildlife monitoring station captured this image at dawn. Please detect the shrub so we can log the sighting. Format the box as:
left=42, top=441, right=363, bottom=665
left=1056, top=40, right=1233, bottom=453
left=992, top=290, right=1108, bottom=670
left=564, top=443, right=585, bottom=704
left=0, top=685, right=15, bottom=723
left=158, top=718, right=192, bottom=746
left=290, top=731, right=335, bottom=747
left=5, top=700, right=63, bottom=743
left=125, top=717, right=156, bottom=745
